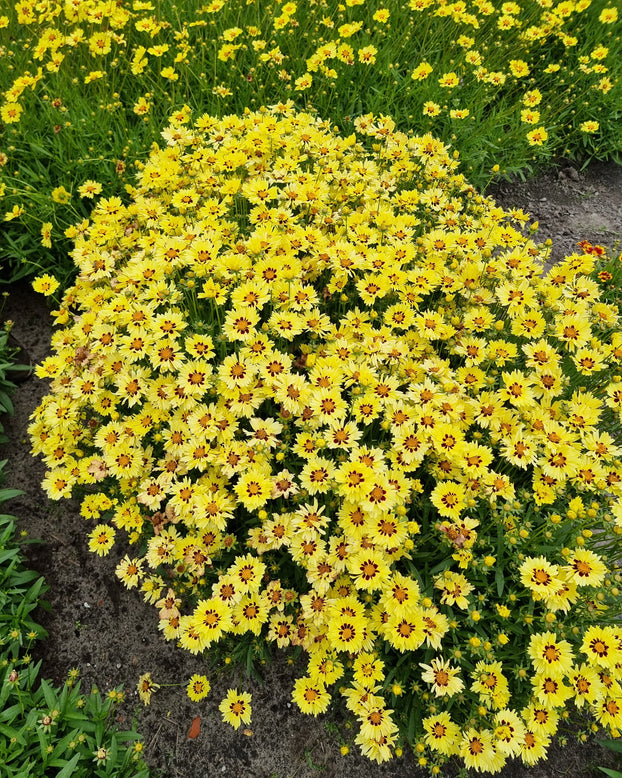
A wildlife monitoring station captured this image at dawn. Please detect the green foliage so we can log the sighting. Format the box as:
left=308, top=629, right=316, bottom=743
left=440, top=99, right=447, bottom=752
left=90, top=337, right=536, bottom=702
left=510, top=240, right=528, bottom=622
left=0, top=495, right=149, bottom=777
left=598, top=738, right=622, bottom=778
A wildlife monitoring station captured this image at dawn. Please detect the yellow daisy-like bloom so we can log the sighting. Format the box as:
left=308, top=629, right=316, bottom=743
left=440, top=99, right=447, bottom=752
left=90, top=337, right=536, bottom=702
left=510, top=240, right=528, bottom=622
left=526, top=127, right=548, bottom=146
left=581, top=625, right=622, bottom=669
left=493, top=709, right=526, bottom=757
left=567, top=663, right=604, bottom=708
left=519, top=729, right=551, bottom=766
left=192, top=597, right=232, bottom=645
left=78, top=179, right=103, bottom=198
left=137, top=672, right=160, bottom=706
left=527, top=631, right=574, bottom=678
left=412, top=61, right=433, bottom=80
left=292, top=676, right=331, bottom=715
left=599, top=7, right=618, bottom=23
left=187, top=674, right=211, bottom=702
left=566, top=548, right=607, bottom=587
left=460, top=728, right=505, bottom=773
left=0, top=102, right=23, bottom=123
left=580, top=120, right=599, bottom=133
left=115, top=556, right=143, bottom=589
left=435, top=571, right=474, bottom=609
left=32, top=274, right=60, bottom=297
left=88, top=524, right=116, bottom=557
left=219, top=689, right=252, bottom=729
left=519, top=556, right=560, bottom=596
left=430, top=480, right=467, bottom=520
left=423, top=710, right=461, bottom=756
left=420, top=656, right=465, bottom=697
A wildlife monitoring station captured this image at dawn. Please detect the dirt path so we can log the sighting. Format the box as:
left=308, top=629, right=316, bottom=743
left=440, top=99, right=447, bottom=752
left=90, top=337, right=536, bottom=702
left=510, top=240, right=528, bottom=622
left=1, top=161, right=621, bottom=778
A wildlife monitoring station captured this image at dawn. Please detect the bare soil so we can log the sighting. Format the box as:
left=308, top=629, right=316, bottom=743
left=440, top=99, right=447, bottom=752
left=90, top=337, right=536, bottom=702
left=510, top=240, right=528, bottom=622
left=1, top=160, right=622, bottom=778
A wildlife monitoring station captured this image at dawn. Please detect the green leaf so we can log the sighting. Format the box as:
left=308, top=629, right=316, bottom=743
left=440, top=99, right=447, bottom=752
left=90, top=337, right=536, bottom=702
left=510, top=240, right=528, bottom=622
left=0, top=722, right=27, bottom=744
left=0, top=390, right=14, bottom=415
left=599, top=740, right=622, bottom=755
left=39, top=678, right=58, bottom=711
left=0, top=489, right=25, bottom=504
left=55, top=753, right=81, bottom=778
left=495, top=567, right=504, bottom=597
left=597, top=768, right=622, bottom=778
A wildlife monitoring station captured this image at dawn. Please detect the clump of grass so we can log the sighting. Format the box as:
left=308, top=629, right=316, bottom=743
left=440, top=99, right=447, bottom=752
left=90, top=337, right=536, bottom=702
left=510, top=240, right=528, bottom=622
left=28, top=105, right=622, bottom=772
left=0, top=502, right=149, bottom=777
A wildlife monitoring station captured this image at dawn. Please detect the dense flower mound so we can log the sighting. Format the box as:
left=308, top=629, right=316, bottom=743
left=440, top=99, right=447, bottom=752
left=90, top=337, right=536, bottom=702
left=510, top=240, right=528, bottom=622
left=30, top=105, right=622, bottom=772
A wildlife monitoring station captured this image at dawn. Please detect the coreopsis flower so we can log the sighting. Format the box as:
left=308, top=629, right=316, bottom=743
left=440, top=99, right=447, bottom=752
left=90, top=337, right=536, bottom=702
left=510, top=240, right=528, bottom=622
left=219, top=689, right=252, bottom=729
left=420, top=657, right=464, bottom=697
left=599, top=7, right=618, bottom=22
left=78, top=180, right=103, bottom=198
left=581, top=626, right=622, bottom=668
left=187, top=674, right=211, bottom=702
left=137, top=672, right=159, bottom=705
left=460, top=729, right=504, bottom=772
left=51, top=186, right=71, bottom=204
left=580, top=121, right=599, bottom=133
left=88, top=524, right=116, bottom=556
left=527, top=632, right=574, bottom=677
left=32, top=274, right=60, bottom=296
left=0, top=102, right=23, bottom=123
left=526, top=127, right=548, bottom=146
left=115, top=556, right=143, bottom=588
left=292, top=676, right=331, bottom=715
left=412, top=62, right=433, bottom=80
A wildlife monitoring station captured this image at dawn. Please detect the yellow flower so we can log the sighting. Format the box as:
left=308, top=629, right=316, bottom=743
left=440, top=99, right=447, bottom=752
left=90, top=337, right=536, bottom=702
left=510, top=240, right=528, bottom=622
left=137, top=672, right=159, bottom=705
left=526, top=127, right=548, bottom=146
left=32, top=274, right=60, bottom=296
left=423, top=101, right=441, bottom=116
left=40, top=222, right=53, bottom=248
left=51, top=186, right=71, bottom=204
left=292, top=676, right=331, bottom=715
left=358, top=45, right=378, bottom=65
left=521, top=109, right=540, bottom=124
left=84, top=71, right=105, bottom=84
left=412, top=62, right=433, bottom=80
left=0, top=102, right=23, bottom=123
left=420, top=657, right=465, bottom=697
left=115, top=556, right=143, bottom=588
left=294, top=73, right=313, bottom=91
left=88, top=524, right=116, bottom=557
left=580, top=121, right=599, bottom=133
left=219, top=689, right=252, bottom=729
left=133, top=96, right=151, bottom=115
left=187, top=674, right=211, bottom=702
left=218, top=44, right=241, bottom=62
left=4, top=204, right=24, bottom=221
left=599, top=7, right=618, bottom=23
left=78, top=180, right=103, bottom=198
left=439, top=72, right=460, bottom=88
left=509, top=60, right=529, bottom=77
left=528, top=631, right=574, bottom=677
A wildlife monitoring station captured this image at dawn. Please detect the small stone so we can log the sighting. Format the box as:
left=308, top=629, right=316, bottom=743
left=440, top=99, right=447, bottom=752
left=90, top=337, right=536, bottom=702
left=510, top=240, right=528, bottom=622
left=562, top=166, right=580, bottom=181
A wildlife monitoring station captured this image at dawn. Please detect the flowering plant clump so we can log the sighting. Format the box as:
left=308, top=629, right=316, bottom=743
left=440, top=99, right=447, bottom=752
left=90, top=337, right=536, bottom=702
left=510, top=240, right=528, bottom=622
left=0, top=0, right=620, bottom=281
left=29, top=105, right=622, bottom=772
